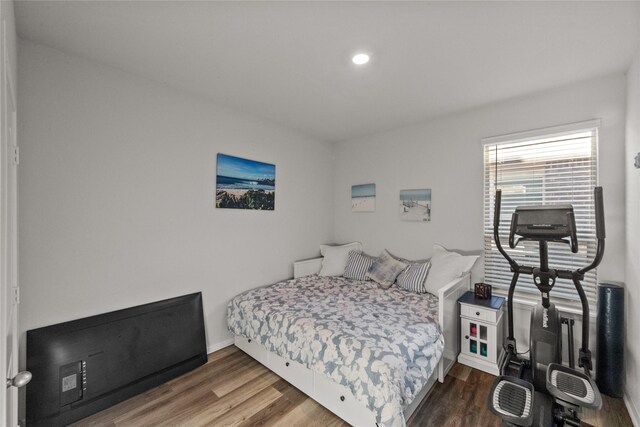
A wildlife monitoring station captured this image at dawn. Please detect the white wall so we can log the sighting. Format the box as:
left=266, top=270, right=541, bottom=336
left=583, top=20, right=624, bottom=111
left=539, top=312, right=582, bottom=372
left=334, top=74, right=627, bottom=361
left=624, top=47, right=640, bottom=425
left=334, top=74, right=625, bottom=278
left=17, top=40, right=334, bottom=351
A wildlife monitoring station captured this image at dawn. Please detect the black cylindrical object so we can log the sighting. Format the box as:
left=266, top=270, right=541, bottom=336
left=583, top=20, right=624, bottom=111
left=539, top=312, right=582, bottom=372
left=596, top=282, right=625, bottom=397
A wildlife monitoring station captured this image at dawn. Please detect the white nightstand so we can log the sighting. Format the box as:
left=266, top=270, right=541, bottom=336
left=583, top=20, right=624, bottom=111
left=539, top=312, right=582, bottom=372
left=457, top=291, right=505, bottom=376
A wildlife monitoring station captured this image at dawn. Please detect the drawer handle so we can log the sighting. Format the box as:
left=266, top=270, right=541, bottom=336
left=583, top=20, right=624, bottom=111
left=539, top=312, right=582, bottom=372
left=476, top=311, right=480, bottom=316
left=286, top=362, right=290, bottom=367
left=248, top=339, right=252, bottom=343
left=465, top=335, right=469, bottom=340
left=340, top=395, right=345, bottom=402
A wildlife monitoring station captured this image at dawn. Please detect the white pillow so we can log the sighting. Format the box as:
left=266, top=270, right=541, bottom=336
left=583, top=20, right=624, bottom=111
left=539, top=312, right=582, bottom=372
left=319, top=242, right=363, bottom=276
left=424, top=244, right=478, bottom=295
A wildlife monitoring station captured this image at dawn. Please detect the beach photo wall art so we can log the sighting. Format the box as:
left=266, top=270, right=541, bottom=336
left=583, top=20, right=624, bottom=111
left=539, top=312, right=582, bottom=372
left=352, top=183, right=376, bottom=212
left=399, top=189, right=431, bottom=222
left=216, top=153, right=276, bottom=210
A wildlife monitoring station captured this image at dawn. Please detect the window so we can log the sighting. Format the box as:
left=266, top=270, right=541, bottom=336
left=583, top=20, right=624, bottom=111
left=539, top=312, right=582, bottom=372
left=482, top=121, right=599, bottom=307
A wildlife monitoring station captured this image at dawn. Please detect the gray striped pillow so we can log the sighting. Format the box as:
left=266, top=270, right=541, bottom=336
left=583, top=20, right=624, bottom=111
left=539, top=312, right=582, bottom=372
left=343, top=251, right=376, bottom=280
left=396, top=261, right=431, bottom=293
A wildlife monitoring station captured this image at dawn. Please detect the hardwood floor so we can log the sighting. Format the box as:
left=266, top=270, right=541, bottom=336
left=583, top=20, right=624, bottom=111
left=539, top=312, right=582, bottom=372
left=73, top=345, right=633, bottom=427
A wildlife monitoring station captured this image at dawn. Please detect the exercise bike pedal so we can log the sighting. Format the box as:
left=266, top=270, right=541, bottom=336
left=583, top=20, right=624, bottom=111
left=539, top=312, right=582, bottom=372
left=546, top=363, right=602, bottom=410
left=488, top=376, right=534, bottom=427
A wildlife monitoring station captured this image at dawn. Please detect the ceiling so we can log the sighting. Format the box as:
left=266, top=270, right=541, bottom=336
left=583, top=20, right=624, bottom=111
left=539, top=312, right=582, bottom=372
left=15, top=1, right=640, bottom=143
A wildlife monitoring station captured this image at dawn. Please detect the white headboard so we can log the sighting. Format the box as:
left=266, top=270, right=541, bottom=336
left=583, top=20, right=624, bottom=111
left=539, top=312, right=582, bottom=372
left=293, top=257, right=323, bottom=278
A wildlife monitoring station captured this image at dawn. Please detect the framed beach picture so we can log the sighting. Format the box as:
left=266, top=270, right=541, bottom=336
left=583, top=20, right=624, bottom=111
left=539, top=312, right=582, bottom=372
left=216, top=153, right=275, bottom=210
left=399, top=189, right=431, bottom=222
left=352, top=183, right=375, bottom=212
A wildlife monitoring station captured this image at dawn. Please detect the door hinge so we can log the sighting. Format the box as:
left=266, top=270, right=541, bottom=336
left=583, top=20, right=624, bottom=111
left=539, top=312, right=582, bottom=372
left=13, top=146, right=19, bottom=165
left=12, top=286, right=19, bottom=304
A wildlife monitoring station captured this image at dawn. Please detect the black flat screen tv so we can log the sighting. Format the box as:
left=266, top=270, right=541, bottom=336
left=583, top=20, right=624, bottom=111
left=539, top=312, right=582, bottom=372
left=26, top=292, right=207, bottom=426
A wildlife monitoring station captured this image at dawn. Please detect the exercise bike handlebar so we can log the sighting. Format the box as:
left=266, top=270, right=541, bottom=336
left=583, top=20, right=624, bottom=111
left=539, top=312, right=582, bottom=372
left=572, top=187, right=605, bottom=373
left=595, top=186, right=606, bottom=240
left=493, top=189, right=517, bottom=269
left=578, top=186, right=606, bottom=276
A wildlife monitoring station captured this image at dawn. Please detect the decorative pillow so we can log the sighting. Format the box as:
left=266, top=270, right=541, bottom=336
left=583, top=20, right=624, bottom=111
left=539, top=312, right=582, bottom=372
left=387, top=250, right=428, bottom=265
left=396, top=261, right=431, bottom=293
left=343, top=250, right=376, bottom=281
left=319, top=242, right=363, bottom=276
left=366, top=250, right=408, bottom=289
left=424, top=244, right=479, bottom=295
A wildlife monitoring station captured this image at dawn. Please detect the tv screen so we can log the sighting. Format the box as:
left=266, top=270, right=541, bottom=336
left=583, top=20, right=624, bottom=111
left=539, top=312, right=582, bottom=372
left=26, top=292, right=207, bottom=426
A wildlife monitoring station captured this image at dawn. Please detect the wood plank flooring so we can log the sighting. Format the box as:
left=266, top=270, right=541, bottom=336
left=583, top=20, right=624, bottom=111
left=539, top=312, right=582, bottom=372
left=73, top=345, right=633, bottom=427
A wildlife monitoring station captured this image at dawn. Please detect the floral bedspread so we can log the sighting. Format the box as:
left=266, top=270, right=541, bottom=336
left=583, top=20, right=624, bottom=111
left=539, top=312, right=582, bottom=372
left=226, top=275, right=444, bottom=427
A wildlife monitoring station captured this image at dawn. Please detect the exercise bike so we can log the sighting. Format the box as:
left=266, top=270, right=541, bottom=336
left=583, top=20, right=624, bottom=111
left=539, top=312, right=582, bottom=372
left=488, top=187, right=605, bottom=427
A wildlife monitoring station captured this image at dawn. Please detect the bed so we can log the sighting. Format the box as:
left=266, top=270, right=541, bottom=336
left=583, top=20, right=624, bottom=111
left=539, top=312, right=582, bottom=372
left=227, top=257, right=469, bottom=427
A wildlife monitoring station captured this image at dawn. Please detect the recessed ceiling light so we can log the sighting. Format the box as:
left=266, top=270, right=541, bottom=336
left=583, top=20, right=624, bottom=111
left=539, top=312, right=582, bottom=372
left=352, top=53, right=370, bottom=65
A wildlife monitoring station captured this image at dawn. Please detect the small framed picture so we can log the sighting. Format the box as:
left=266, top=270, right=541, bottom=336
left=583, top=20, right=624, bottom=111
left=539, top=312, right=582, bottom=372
left=474, top=283, right=492, bottom=299
left=399, top=188, right=431, bottom=222
left=352, top=183, right=376, bottom=212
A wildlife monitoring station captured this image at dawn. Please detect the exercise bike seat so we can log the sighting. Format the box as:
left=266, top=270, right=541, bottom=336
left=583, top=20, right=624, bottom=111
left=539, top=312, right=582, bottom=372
left=546, top=363, right=602, bottom=410
left=488, top=376, right=534, bottom=426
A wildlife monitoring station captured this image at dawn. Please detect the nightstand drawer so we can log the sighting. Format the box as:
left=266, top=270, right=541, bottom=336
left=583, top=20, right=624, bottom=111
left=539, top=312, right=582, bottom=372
left=461, top=304, right=498, bottom=323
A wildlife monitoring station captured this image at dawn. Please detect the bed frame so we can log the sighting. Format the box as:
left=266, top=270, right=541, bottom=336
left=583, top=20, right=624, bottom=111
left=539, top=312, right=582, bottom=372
left=233, top=257, right=470, bottom=426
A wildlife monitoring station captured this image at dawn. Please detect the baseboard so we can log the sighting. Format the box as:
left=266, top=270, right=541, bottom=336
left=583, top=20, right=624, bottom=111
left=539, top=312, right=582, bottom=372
left=624, top=392, right=640, bottom=427
left=457, top=354, right=500, bottom=376
left=207, top=338, right=234, bottom=355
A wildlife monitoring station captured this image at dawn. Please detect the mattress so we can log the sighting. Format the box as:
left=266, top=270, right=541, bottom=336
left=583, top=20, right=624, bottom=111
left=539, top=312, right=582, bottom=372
left=227, top=275, right=444, bottom=427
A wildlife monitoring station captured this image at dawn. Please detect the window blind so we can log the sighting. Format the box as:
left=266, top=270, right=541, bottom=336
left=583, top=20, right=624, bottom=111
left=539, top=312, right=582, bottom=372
left=483, top=123, right=599, bottom=307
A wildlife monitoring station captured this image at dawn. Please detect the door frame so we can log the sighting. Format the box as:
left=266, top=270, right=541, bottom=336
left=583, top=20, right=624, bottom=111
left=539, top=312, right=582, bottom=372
left=1, top=15, right=19, bottom=426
